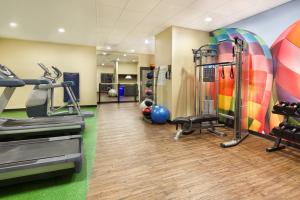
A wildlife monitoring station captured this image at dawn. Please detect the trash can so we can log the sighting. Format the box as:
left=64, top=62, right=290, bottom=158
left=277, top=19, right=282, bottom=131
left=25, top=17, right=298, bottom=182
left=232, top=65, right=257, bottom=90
left=119, top=85, right=125, bottom=97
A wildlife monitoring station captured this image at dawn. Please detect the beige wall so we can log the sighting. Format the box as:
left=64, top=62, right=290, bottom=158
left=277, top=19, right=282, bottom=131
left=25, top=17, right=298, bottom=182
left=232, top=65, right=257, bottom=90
left=138, top=54, right=155, bottom=67
left=155, top=27, right=172, bottom=113
left=118, top=62, right=138, bottom=75
left=0, top=38, right=97, bottom=109
left=172, top=26, right=209, bottom=118
left=154, top=26, right=209, bottom=119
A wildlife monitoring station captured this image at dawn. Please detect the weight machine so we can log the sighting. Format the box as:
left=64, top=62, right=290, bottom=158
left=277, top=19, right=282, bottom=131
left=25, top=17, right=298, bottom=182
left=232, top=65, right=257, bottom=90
left=173, top=37, right=249, bottom=148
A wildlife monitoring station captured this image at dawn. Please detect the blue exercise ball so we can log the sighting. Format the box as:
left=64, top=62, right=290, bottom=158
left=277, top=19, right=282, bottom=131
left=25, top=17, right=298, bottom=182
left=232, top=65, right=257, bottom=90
left=151, top=105, right=170, bottom=124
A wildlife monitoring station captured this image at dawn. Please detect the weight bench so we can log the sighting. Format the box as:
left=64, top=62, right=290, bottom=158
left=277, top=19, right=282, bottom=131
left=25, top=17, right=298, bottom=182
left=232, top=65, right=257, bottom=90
left=171, top=114, right=225, bottom=140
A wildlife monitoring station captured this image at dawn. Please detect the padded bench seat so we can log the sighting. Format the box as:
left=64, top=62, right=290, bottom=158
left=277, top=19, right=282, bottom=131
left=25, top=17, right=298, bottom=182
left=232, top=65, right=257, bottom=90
left=172, top=114, right=219, bottom=124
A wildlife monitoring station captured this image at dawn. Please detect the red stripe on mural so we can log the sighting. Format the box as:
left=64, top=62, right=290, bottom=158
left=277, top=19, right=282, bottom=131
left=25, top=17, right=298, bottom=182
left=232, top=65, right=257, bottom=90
left=275, top=62, right=300, bottom=100
left=277, top=39, right=300, bottom=74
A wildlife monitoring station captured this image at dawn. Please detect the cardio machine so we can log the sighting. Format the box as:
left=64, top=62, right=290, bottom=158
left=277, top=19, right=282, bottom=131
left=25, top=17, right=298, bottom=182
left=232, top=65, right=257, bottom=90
left=0, top=64, right=85, bottom=140
left=0, top=64, right=83, bottom=186
left=26, top=63, right=94, bottom=118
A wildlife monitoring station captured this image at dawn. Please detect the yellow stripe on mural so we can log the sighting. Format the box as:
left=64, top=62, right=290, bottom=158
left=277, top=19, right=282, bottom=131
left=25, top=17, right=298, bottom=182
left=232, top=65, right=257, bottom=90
left=218, top=95, right=232, bottom=110
left=249, top=119, right=262, bottom=132
left=248, top=102, right=262, bottom=119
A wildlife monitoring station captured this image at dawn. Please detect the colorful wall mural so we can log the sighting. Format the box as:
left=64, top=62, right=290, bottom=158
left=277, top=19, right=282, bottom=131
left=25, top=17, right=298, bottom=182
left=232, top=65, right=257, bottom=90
left=210, top=28, right=273, bottom=133
left=267, top=20, right=300, bottom=132
left=209, top=20, right=300, bottom=135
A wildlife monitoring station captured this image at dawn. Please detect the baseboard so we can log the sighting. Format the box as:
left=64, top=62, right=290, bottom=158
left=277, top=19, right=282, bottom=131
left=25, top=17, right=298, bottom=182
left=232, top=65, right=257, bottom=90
left=249, top=130, right=300, bottom=149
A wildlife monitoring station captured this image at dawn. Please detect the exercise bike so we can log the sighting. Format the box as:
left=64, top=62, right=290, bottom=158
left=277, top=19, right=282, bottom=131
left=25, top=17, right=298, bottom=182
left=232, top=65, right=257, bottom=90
left=26, top=63, right=94, bottom=118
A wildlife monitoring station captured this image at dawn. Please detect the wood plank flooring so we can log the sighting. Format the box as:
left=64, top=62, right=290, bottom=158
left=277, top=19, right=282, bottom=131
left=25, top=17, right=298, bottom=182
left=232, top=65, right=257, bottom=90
left=87, top=103, right=300, bottom=200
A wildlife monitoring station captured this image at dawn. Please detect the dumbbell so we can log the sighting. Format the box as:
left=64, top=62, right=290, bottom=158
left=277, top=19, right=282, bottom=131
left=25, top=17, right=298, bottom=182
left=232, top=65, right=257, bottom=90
left=283, top=125, right=300, bottom=141
left=271, top=122, right=293, bottom=136
left=283, top=102, right=300, bottom=115
left=273, top=101, right=289, bottom=113
left=297, top=104, right=300, bottom=116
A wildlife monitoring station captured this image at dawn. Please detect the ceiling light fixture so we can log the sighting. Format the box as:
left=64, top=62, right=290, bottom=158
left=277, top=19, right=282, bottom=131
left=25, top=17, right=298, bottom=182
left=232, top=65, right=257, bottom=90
left=123, top=54, right=127, bottom=57
left=102, top=52, right=107, bottom=55
left=9, top=22, right=18, bottom=28
left=58, top=28, right=65, bottom=33
left=204, top=17, right=213, bottom=22
left=106, top=46, right=111, bottom=50
left=144, top=39, right=149, bottom=44
left=116, top=58, right=120, bottom=61
left=125, top=75, right=132, bottom=80
left=101, top=63, right=104, bottom=66
left=132, top=60, right=136, bottom=62
left=130, top=49, right=135, bottom=53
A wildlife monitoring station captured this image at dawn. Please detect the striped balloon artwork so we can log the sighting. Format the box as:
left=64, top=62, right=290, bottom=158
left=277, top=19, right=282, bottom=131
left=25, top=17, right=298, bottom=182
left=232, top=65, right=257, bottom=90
left=210, top=28, right=273, bottom=133
left=267, top=20, right=300, bottom=132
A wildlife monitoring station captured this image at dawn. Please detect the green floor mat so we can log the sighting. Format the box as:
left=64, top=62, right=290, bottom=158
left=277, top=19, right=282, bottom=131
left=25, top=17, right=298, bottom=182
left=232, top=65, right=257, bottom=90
left=0, top=108, right=98, bottom=200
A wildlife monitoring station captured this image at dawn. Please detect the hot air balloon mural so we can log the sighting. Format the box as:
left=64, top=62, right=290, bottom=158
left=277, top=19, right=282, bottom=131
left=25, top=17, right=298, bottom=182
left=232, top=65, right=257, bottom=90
left=267, top=20, right=300, bottom=132
left=210, top=28, right=273, bottom=133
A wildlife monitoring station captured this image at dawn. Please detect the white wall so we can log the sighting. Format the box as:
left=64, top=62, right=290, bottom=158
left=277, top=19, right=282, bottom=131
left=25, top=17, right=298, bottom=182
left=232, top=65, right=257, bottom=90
left=228, top=0, right=300, bottom=47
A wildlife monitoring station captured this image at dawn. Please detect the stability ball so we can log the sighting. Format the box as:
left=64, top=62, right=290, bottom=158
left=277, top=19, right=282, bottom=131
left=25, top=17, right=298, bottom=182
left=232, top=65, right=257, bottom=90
left=151, top=105, right=170, bottom=124
left=108, top=89, right=117, bottom=97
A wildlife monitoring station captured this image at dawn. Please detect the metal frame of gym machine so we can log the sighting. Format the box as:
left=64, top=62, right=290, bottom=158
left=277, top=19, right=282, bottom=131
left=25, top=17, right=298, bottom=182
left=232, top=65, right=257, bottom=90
left=194, top=37, right=249, bottom=147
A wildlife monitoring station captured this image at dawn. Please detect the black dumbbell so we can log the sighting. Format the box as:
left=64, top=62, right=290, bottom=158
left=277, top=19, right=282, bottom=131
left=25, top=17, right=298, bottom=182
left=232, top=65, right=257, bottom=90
left=283, top=125, right=300, bottom=141
left=283, top=102, right=300, bottom=115
left=296, top=104, right=300, bottom=116
left=271, top=122, right=293, bottom=136
left=273, top=101, right=289, bottom=113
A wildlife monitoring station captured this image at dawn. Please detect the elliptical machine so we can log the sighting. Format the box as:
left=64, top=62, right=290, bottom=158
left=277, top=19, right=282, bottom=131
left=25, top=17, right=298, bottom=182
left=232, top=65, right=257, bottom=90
left=26, top=63, right=94, bottom=118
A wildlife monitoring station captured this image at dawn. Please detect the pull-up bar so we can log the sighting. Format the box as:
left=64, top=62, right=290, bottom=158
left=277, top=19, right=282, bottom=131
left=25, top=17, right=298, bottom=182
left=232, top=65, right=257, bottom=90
left=196, top=62, right=236, bottom=68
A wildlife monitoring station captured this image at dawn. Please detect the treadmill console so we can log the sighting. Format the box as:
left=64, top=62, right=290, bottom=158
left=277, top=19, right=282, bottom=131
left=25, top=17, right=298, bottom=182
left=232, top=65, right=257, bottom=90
left=0, top=64, right=18, bottom=79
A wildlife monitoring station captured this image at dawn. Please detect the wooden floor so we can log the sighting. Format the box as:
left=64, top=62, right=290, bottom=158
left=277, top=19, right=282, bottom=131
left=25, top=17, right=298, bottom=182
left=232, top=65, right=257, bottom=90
left=87, top=103, right=300, bottom=200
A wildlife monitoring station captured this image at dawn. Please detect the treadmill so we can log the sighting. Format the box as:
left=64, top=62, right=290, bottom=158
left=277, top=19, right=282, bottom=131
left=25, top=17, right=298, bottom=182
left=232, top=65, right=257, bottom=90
left=0, top=64, right=85, bottom=140
left=0, top=135, right=83, bottom=186
left=0, top=65, right=83, bottom=186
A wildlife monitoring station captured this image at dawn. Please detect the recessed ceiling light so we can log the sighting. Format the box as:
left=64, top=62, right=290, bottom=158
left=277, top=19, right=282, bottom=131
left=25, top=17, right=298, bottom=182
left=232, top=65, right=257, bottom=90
left=130, top=49, right=135, bottom=53
left=204, top=17, right=212, bottom=22
left=58, top=28, right=65, bottom=33
left=123, top=54, right=127, bottom=57
left=106, top=46, right=111, bottom=50
left=144, top=39, right=149, bottom=44
left=9, top=22, right=18, bottom=28
left=116, top=58, right=120, bottom=61
left=102, top=52, right=107, bottom=55
left=101, top=63, right=104, bottom=66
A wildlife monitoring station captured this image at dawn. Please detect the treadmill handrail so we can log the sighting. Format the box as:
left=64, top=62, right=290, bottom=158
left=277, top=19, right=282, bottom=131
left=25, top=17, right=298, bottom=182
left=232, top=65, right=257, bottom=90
left=22, top=79, right=49, bottom=85
left=0, top=79, right=25, bottom=87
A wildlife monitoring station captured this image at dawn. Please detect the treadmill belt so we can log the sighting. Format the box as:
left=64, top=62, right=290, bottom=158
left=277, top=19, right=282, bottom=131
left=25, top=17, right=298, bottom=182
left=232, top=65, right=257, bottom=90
left=0, top=139, right=80, bottom=165
left=0, top=116, right=83, bottom=128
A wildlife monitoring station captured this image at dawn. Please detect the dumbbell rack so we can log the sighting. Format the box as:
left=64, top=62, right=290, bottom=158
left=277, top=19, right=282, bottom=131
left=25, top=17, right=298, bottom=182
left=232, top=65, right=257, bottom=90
left=266, top=110, right=300, bottom=152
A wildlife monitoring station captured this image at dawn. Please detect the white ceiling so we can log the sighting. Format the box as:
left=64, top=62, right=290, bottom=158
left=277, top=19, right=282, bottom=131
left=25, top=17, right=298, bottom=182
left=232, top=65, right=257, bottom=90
left=96, top=50, right=138, bottom=67
left=0, top=0, right=291, bottom=54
